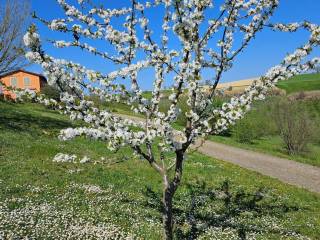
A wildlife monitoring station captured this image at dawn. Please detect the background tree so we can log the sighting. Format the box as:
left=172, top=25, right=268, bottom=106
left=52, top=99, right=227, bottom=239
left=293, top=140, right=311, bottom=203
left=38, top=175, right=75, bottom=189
left=40, top=85, right=61, bottom=101
left=0, top=0, right=30, bottom=75
left=273, top=98, right=315, bottom=155
left=21, top=0, right=320, bottom=239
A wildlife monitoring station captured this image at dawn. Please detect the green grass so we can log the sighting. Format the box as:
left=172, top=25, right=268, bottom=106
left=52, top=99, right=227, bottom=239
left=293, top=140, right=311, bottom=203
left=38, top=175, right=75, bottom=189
left=1, top=101, right=320, bottom=239
left=277, top=73, right=320, bottom=94
left=141, top=89, right=173, bottom=99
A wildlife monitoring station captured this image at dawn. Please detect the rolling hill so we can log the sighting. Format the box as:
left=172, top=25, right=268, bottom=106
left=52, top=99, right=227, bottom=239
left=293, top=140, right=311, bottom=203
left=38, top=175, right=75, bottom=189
left=276, top=73, right=320, bottom=94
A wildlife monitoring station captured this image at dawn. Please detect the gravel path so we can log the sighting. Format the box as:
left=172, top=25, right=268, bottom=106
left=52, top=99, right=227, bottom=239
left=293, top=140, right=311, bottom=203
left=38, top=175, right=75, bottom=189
left=194, top=140, right=320, bottom=193
left=116, top=114, right=320, bottom=193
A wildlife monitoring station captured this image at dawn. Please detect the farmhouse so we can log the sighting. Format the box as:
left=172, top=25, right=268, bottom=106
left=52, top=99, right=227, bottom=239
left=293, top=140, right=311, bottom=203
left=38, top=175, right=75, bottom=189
left=0, top=69, right=47, bottom=99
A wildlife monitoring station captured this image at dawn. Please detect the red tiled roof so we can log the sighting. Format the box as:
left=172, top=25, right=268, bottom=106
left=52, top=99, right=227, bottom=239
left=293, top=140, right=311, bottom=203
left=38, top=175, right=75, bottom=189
left=0, top=69, right=46, bottom=79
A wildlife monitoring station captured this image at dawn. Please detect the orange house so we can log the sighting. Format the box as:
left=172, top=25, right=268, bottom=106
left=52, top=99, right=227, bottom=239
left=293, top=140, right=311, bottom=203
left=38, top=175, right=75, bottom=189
left=0, top=69, right=47, bottom=99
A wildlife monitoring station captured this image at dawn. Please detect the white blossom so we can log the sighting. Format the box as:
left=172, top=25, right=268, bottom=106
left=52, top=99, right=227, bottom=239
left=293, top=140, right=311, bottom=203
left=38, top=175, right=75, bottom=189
left=53, top=153, right=77, bottom=163
left=16, top=3, right=320, bottom=236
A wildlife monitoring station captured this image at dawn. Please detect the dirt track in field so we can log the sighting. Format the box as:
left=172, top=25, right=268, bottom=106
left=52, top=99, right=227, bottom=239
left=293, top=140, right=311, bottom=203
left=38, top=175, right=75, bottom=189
left=193, top=140, right=320, bottom=193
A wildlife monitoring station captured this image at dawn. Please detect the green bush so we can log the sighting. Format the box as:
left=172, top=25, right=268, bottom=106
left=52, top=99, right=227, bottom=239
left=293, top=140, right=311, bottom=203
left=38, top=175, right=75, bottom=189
left=40, top=85, right=61, bottom=101
left=232, top=118, right=261, bottom=144
left=158, top=95, right=189, bottom=126
left=231, top=98, right=278, bottom=144
left=272, top=98, right=316, bottom=155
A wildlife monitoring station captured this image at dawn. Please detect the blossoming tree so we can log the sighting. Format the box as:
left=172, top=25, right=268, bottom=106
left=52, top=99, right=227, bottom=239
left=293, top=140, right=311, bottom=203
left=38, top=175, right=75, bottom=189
left=22, top=0, right=319, bottom=239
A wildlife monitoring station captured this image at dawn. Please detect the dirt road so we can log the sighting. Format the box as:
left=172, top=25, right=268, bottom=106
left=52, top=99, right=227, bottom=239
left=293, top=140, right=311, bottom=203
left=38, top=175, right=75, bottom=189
left=194, top=140, right=320, bottom=193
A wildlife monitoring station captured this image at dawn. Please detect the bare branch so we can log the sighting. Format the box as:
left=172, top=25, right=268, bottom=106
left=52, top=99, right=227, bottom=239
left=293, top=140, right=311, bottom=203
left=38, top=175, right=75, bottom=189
left=0, top=0, right=30, bottom=74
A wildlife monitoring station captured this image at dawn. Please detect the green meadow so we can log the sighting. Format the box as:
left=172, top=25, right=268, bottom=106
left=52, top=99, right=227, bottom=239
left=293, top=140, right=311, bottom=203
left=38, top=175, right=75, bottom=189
left=0, top=101, right=320, bottom=239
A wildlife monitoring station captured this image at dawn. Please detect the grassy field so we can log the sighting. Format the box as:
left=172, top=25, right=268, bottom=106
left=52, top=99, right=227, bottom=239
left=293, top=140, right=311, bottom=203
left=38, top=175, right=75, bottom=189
left=1, top=101, right=320, bottom=239
left=276, top=73, right=320, bottom=94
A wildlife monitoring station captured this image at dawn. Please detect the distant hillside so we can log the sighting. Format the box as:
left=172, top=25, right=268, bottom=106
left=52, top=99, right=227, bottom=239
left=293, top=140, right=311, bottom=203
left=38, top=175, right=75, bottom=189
left=216, top=77, right=259, bottom=89
left=202, top=73, right=320, bottom=95
left=201, top=77, right=260, bottom=95
left=131, top=73, right=319, bottom=102
left=276, top=73, right=320, bottom=94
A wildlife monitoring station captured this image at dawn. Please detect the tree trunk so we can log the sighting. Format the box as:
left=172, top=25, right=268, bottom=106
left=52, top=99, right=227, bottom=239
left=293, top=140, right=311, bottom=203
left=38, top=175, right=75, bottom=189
left=162, top=150, right=185, bottom=240
left=163, top=186, right=174, bottom=240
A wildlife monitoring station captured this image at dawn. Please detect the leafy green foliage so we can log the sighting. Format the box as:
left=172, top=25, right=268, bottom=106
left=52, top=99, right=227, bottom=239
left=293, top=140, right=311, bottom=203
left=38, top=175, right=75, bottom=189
left=232, top=119, right=261, bottom=144
left=230, top=98, right=277, bottom=144
left=40, top=85, right=61, bottom=101
left=272, top=98, right=316, bottom=155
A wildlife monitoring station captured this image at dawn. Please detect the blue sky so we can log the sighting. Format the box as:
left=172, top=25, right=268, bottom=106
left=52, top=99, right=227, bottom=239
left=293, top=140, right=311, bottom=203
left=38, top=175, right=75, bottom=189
left=28, top=0, right=320, bottom=90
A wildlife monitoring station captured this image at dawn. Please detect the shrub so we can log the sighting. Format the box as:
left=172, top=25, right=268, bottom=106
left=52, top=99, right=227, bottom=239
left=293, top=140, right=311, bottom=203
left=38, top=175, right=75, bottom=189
left=41, top=85, right=60, bottom=101
left=273, top=98, right=315, bottom=155
left=231, top=98, right=278, bottom=143
left=254, top=97, right=280, bottom=136
left=232, top=118, right=262, bottom=144
left=158, top=96, right=190, bottom=126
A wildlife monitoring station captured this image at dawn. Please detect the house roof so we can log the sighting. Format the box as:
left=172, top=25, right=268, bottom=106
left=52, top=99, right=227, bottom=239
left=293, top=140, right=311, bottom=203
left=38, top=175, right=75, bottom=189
left=0, top=69, right=46, bottom=80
